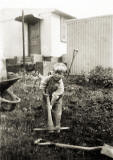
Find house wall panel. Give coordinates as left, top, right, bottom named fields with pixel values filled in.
left=51, top=14, right=67, bottom=57
left=0, top=9, right=29, bottom=58
left=2, top=20, right=28, bottom=58
left=67, top=16, right=113, bottom=74
left=40, top=13, right=52, bottom=57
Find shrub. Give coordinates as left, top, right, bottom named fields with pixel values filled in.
left=88, top=66, right=113, bottom=88
left=1, top=71, right=113, bottom=160
left=64, top=74, right=88, bottom=85
left=63, top=84, right=113, bottom=147
left=74, top=74, right=88, bottom=85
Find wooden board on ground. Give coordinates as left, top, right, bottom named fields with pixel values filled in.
left=34, top=127, right=69, bottom=131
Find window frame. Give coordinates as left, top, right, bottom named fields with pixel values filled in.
left=60, top=16, right=67, bottom=43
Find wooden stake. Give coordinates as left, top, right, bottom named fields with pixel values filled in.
left=22, top=10, right=25, bottom=68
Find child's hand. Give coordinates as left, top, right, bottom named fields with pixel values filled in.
left=49, top=105, right=52, bottom=110
left=51, top=95, right=59, bottom=106
left=43, top=92, right=49, bottom=97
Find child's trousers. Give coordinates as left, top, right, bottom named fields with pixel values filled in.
left=51, top=98, right=62, bottom=128
left=43, top=95, right=62, bottom=128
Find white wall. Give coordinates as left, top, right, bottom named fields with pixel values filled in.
left=0, top=21, right=7, bottom=80
left=112, top=18, right=113, bottom=68
left=40, top=13, right=52, bottom=57
left=67, top=16, right=113, bottom=74
left=0, top=9, right=67, bottom=59
left=51, top=14, right=67, bottom=57
left=0, top=9, right=53, bottom=58
left=0, top=20, right=4, bottom=58
left=0, top=9, right=28, bottom=58
left=2, top=21, right=28, bottom=58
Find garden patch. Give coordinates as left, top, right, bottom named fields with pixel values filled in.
left=0, top=71, right=113, bottom=160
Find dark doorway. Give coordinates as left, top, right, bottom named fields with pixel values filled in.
left=28, top=21, right=41, bottom=56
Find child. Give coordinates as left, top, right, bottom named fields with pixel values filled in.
left=40, top=63, right=67, bottom=133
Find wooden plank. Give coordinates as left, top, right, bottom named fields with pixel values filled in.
left=34, top=127, right=69, bottom=131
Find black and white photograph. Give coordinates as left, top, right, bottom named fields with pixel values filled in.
left=0, top=0, right=113, bottom=159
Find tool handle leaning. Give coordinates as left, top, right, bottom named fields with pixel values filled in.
left=46, top=96, right=54, bottom=130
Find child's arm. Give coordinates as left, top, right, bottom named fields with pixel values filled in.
left=51, top=79, right=64, bottom=106
left=40, top=75, right=52, bottom=94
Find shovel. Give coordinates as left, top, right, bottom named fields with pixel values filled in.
left=101, top=144, right=113, bottom=158
left=35, top=138, right=113, bottom=158
left=46, top=95, right=54, bottom=131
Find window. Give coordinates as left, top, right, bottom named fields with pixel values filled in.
left=60, top=17, right=67, bottom=42
left=42, top=56, right=51, bottom=61
left=58, top=56, right=63, bottom=62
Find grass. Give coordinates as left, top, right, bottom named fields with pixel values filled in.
left=0, top=73, right=113, bottom=160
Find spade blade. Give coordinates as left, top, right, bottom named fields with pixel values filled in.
left=101, top=144, right=113, bottom=158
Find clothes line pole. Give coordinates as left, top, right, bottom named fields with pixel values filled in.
left=22, top=10, right=25, bottom=68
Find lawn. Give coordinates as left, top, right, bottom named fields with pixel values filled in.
left=0, top=72, right=113, bottom=160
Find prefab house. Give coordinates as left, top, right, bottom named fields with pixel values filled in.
left=0, top=9, right=75, bottom=75
left=66, top=15, right=113, bottom=75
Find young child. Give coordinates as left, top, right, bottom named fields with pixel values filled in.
left=40, top=63, right=67, bottom=133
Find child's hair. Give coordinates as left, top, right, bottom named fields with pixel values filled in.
left=53, top=63, right=67, bottom=73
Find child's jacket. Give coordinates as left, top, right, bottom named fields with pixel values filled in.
left=40, top=75, right=64, bottom=105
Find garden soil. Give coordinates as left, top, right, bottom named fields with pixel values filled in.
left=0, top=73, right=113, bottom=160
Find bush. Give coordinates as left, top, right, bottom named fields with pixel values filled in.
left=88, top=66, right=113, bottom=88
left=63, top=85, right=113, bottom=147
left=1, top=71, right=113, bottom=160
left=74, top=74, right=88, bottom=85
left=64, top=74, right=88, bottom=86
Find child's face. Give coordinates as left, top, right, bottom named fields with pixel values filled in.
left=53, top=71, right=64, bottom=81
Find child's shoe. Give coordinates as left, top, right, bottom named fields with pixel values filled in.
left=55, top=126, right=60, bottom=133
